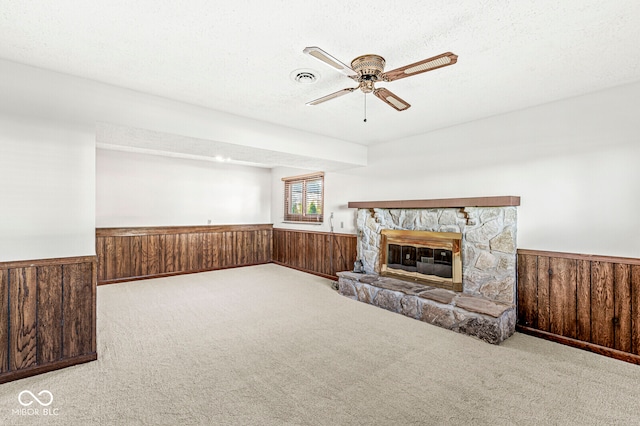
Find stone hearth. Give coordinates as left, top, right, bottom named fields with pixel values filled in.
left=341, top=196, right=520, bottom=343
left=337, top=272, right=515, bottom=344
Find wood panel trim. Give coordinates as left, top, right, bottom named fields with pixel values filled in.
left=272, top=229, right=357, bottom=278
left=347, top=196, right=520, bottom=209
left=0, top=256, right=97, bottom=383
left=517, top=325, right=640, bottom=366
left=97, top=224, right=273, bottom=237
left=9, top=267, right=38, bottom=371
left=0, top=270, right=8, bottom=374
left=0, top=255, right=97, bottom=269
left=517, top=250, right=640, bottom=365
left=36, top=265, right=63, bottom=365
left=96, top=226, right=272, bottom=284
left=518, top=249, right=640, bottom=266
left=0, top=353, right=97, bottom=384
left=91, top=259, right=97, bottom=353
left=273, top=228, right=355, bottom=237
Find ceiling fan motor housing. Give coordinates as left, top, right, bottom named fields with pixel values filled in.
left=351, top=55, right=386, bottom=82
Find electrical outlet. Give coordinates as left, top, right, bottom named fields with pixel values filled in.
left=341, top=221, right=344, bottom=228
left=207, top=219, right=212, bottom=225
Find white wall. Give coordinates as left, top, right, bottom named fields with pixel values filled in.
left=0, top=58, right=360, bottom=262
left=273, top=81, right=640, bottom=258
left=97, top=149, right=271, bottom=227
left=360, top=82, right=640, bottom=258
left=0, top=59, right=366, bottom=168
left=271, top=166, right=365, bottom=235
left=0, top=113, right=95, bottom=262
left=2, top=57, right=638, bottom=260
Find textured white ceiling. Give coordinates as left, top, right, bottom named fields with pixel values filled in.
left=2, top=1, right=640, bottom=148
left=95, top=123, right=363, bottom=171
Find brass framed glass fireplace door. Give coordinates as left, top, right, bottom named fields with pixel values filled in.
left=380, top=229, right=462, bottom=291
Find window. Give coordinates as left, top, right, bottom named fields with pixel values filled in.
left=282, top=172, right=324, bottom=223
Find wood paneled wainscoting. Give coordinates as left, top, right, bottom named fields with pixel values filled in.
left=517, top=249, right=640, bottom=365
left=0, top=256, right=97, bottom=383
left=96, top=225, right=272, bottom=284
left=272, top=228, right=357, bottom=280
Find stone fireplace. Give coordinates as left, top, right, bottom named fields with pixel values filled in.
left=337, top=196, right=520, bottom=344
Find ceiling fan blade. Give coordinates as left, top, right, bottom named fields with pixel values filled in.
left=306, top=88, right=357, bottom=106
left=373, top=88, right=411, bottom=111
left=303, top=47, right=358, bottom=78
left=382, top=52, right=458, bottom=82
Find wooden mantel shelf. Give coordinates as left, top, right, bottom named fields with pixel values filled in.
left=347, top=196, right=520, bottom=209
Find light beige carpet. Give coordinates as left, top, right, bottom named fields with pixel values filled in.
left=2, top=264, right=640, bottom=425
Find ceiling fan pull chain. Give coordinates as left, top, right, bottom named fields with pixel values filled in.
left=364, top=93, right=367, bottom=123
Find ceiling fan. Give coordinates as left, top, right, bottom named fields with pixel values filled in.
left=303, top=46, right=458, bottom=111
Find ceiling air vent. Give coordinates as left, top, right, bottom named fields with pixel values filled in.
left=290, top=69, right=319, bottom=84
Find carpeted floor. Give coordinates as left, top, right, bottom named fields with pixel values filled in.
left=2, top=264, right=640, bottom=425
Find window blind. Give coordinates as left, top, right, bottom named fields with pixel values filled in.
left=282, top=172, right=324, bottom=223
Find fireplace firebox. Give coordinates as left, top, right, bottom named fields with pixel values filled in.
left=380, top=229, right=462, bottom=291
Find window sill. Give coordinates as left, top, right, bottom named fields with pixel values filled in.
left=281, top=221, right=323, bottom=225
